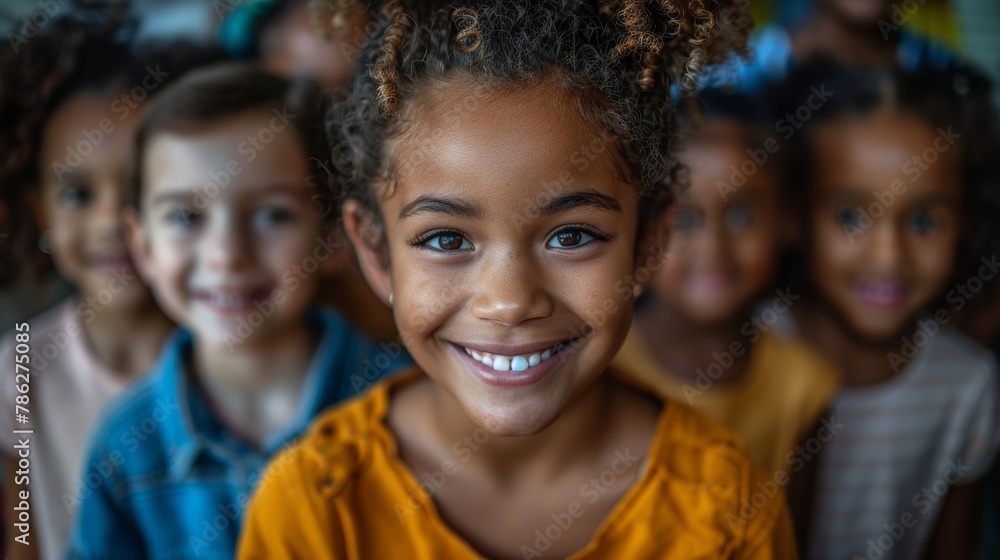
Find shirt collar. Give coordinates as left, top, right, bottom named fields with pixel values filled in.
left=154, top=308, right=354, bottom=478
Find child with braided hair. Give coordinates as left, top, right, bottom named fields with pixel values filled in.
left=239, top=1, right=797, bottom=558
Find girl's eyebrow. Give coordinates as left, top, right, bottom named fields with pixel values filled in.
left=539, top=190, right=622, bottom=215
left=399, top=196, right=483, bottom=220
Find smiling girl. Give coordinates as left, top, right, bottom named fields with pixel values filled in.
left=772, top=58, right=1000, bottom=559
left=238, top=1, right=797, bottom=559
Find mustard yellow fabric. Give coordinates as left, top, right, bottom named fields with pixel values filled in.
left=613, top=326, right=839, bottom=476
left=238, top=368, right=798, bottom=559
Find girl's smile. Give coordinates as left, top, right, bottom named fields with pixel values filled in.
left=452, top=337, right=577, bottom=387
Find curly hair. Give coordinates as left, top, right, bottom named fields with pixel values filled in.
left=0, top=1, right=220, bottom=286
left=772, top=56, right=1000, bottom=296
left=322, top=0, right=750, bottom=239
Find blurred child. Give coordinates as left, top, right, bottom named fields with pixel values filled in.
left=0, top=11, right=187, bottom=559
left=219, top=0, right=397, bottom=342
left=612, top=91, right=838, bottom=515
left=238, top=1, right=797, bottom=558
left=710, top=0, right=959, bottom=94
left=776, top=59, right=1000, bottom=559
left=66, top=63, right=410, bottom=559
left=219, top=0, right=372, bottom=91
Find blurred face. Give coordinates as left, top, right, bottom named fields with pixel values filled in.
left=809, top=111, right=962, bottom=343
left=37, top=93, right=150, bottom=306
left=347, top=82, right=644, bottom=436
left=657, top=123, right=782, bottom=326
left=261, top=3, right=370, bottom=90
left=818, top=0, right=893, bottom=27
left=128, top=110, right=328, bottom=349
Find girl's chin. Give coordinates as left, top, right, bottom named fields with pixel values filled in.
left=463, top=402, right=561, bottom=438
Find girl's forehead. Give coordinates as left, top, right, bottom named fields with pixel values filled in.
left=388, top=81, right=627, bottom=192
left=40, top=93, right=139, bottom=185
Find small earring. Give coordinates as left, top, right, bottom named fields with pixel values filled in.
left=38, top=230, right=53, bottom=254
left=633, top=285, right=643, bottom=299
left=388, top=293, right=393, bottom=307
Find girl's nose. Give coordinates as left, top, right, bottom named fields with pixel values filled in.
left=470, top=249, right=553, bottom=327
left=867, top=222, right=904, bottom=269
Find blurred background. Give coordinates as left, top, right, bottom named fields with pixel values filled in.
left=0, top=0, right=996, bottom=93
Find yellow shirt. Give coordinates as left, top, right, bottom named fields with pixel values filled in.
left=238, top=369, right=798, bottom=560
left=613, top=326, right=839, bottom=476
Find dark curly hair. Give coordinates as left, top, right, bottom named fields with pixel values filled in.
left=0, top=0, right=220, bottom=286
left=322, top=0, right=751, bottom=242
left=772, top=56, right=1000, bottom=297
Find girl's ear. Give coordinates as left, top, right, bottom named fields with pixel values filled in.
left=342, top=199, right=392, bottom=307
left=122, top=208, right=154, bottom=285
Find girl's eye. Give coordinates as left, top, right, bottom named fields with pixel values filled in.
left=166, top=206, right=199, bottom=229
left=835, top=206, right=863, bottom=228
left=672, top=208, right=698, bottom=232
left=546, top=227, right=601, bottom=249
left=421, top=231, right=473, bottom=251
left=908, top=211, right=937, bottom=235
left=254, top=207, right=294, bottom=228
left=724, top=205, right=754, bottom=231
left=59, top=185, right=92, bottom=208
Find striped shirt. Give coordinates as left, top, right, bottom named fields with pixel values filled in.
left=773, top=313, right=999, bottom=559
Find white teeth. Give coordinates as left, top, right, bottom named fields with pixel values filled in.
left=462, top=343, right=566, bottom=373
left=209, top=293, right=251, bottom=308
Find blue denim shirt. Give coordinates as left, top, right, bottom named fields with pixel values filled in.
left=65, top=308, right=409, bottom=559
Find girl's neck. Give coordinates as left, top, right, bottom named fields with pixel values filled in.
left=792, top=297, right=904, bottom=387
left=635, top=294, right=752, bottom=384
left=78, top=294, right=174, bottom=380
left=794, top=8, right=898, bottom=67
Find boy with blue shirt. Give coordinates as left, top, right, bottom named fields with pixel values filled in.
left=66, top=64, right=409, bottom=559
